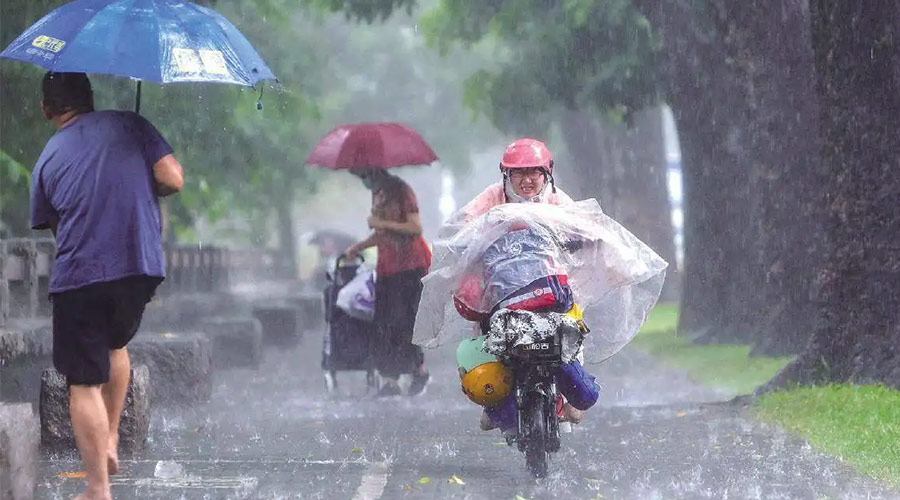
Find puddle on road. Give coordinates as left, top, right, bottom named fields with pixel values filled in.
left=39, top=458, right=369, bottom=500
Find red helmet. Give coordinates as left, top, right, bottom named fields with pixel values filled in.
left=500, top=138, right=553, bottom=174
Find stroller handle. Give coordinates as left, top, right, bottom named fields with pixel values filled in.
left=336, top=252, right=365, bottom=268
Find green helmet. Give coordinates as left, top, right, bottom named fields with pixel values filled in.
left=456, top=336, right=498, bottom=372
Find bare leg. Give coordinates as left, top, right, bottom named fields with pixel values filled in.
left=102, top=348, right=130, bottom=475
left=69, top=385, right=112, bottom=500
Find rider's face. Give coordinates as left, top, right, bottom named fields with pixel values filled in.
left=507, top=167, right=546, bottom=199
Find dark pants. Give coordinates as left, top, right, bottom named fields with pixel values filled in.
left=374, top=268, right=426, bottom=379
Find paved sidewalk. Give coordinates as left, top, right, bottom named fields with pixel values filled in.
left=37, top=329, right=900, bottom=500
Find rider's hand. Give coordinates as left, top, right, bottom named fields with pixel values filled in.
left=561, top=239, right=585, bottom=253
left=345, top=245, right=359, bottom=260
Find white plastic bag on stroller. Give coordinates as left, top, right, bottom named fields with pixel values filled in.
left=336, top=267, right=376, bottom=322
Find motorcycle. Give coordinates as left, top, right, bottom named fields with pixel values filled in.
left=484, top=303, right=588, bottom=479
left=414, top=201, right=667, bottom=478
left=503, top=328, right=564, bottom=478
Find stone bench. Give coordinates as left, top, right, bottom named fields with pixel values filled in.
left=141, top=292, right=239, bottom=330
left=0, top=320, right=53, bottom=404
left=129, top=332, right=212, bottom=405
left=286, top=291, right=325, bottom=335
left=252, top=304, right=302, bottom=347
left=40, top=365, right=150, bottom=453
left=197, top=316, right=263, bottom=369
left=0, top=402, right=39, bottom=500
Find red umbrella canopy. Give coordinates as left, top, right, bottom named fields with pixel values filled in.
left=305, top=122, right=439, bottom=169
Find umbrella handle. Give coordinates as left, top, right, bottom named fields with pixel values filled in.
left=134, top=80, right=142, bottom=114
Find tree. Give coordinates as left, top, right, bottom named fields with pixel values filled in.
left=764, top=1, right=900, bottom=388
left=636, top=0, right=825, bottom=355
left=624, top=0, right=760, bottom=344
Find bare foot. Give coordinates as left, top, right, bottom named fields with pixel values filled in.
left=72, top=492, right=111, bottom=500
left=107, top=438, right=119, bottom=475
left=107, top=451, right=119, bottom=476
left=480, top=410, right=498, bottom=431
left=560, top=403, right=585, bottom=424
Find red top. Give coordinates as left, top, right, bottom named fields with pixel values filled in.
left=372, top=175, right=432, bottom=276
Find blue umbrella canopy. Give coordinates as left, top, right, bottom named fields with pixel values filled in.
left=0, top=0, right=275, bottom=87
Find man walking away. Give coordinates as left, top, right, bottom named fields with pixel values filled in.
left=30, top=72, right=184, bottom=500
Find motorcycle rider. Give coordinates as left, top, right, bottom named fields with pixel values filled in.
left=450, top=138, right=600, bottom=432
left=453, top=138, right=574, bottom=222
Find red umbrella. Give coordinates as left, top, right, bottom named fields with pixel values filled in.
left=305, top=122, right=438, bottom=169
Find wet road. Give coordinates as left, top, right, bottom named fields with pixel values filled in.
left=38, top=327, right=899, bottom=500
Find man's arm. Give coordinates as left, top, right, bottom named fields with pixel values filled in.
left=30, top=164, right=59, bottom=233
left=152, top=154, right=184, bottom=197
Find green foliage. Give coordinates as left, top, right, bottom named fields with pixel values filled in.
left=302, top=0, right=416, bottom=23
left=633, top=305, right=793, bottom=396
left=420, top=0, right=663, bottom=134
left=0, top=0, right=326, bottom=241
left=756, top=385, right=900, bottom=486
left=0, top=149, right=31, bottom=237
left=1, top=150, right=30, bottom=187
left=0, top=0, right=62, bottom=237
left=294, top=0, right=506, bottom=170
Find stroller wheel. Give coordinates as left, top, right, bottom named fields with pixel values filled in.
left=366, top=370, right=379, bottom=391
left=324, top=371, right=338, bottom=394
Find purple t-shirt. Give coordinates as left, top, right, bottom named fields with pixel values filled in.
left=30, top=111, right=173, bottom=293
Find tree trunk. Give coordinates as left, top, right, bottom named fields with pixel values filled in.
left=763, top=1, right=900, bottom=389
left=645, top=0, right=759, bottom=343
left=600, top=108, right=679, bottom=302
left=719, top=0, right=825, bottom=357
left=560, top=108, right=679, bottom=302
left=559, top=108, right=612, bottom=204
left=275, top=198, right=298, bottom=279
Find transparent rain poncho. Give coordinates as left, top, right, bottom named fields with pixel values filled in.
left=413, top=199, right=668, bottom=364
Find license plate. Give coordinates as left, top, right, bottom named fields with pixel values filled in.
left=514, top=341, right=560, bottom=360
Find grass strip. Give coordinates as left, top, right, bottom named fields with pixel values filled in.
left=635, top=306, right=900, bottom=486
left=756, top=385, right=900, bottom=486
left=632, top=304, right=791, bottom=396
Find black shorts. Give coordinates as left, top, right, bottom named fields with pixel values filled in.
left=51, top=275, right=162, bottom=386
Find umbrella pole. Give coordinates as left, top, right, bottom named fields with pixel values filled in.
left=134, top=80, right=142, bottom=114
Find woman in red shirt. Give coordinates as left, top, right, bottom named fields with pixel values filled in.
left=346, top=168, right=432, bottom=396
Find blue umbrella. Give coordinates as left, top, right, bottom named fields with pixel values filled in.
left=0, top=0, right=276, bottom=111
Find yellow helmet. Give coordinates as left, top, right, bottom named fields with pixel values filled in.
left=460, top=361, right=513, bottom=407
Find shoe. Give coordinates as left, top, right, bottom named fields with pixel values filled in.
left=378, top=381, right=402, bottom=397
left=502, top=428, right=517, bottom=446
left=480, top=410, right=498, bottom=431
left=408, top=371, right=431, bottom=396
left=560, top=403, right=585, bottom=424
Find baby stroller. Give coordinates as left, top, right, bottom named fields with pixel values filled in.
left=322, top=254, right=378, bottom=394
